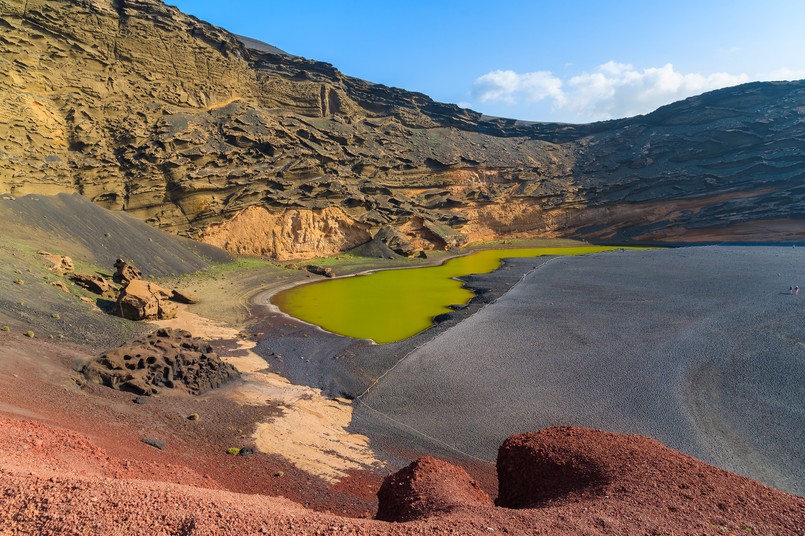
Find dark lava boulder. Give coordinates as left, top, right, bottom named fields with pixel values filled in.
left=305, top=264, right=335, bottom=278
left=82, top=327, right=239, bottom=396
left=376, top=455, right=492, bottom=522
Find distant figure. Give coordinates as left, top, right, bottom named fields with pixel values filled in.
left=790, top=286, right=794, bottom=294
left=796, top=286, right=800, bottom=295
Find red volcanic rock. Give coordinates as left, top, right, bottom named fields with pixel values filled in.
left=376, top=455, right=492, bottom=521
left=374, top=427, right=804, bottom=533
left=495, top=426, right=805, bottom=532
left=70, top=272, right=114, bottom=296
left=496, top=427, right=608, bottom=508
left=37, top=250, right=74, bottom=274
left=117, top=279, right=177, bottom=320
left=112, top=257, right=143, bottom=287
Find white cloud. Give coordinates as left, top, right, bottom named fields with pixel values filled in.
left=471, top=61, right=753, bottom=121
left=761, top=67, right=805, bottom=81
left=472, top=69, right=563, bottom=105
left=564, top=62, right=749, bottom=120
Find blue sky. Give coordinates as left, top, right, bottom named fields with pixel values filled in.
left=170, top=0, right=805, bottom=123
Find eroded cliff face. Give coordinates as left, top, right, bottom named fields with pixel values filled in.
left=198, top=206, right=371, bottom=261
left=1, top=0, right=803, bottom=259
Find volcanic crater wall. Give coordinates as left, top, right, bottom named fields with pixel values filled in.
left=1, top=0, right=803, bottom=258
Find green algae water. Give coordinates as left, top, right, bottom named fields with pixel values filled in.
left=272, top=246, right=626, bottom=344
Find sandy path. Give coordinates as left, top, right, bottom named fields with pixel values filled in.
left=356, top=246, right=805, bottom=496
left=154, top=308, right=385, bottom=482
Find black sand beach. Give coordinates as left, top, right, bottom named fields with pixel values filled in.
left=251, top=254, right=556, bottom=399
left=348, top=246, right=805, bottom=496
left=253, top=245, right=805, bottom=496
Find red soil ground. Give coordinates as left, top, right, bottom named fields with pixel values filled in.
left=1, top=332, right=803, bottom=534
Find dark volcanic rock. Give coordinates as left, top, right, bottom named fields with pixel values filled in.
left=141, top=437, right=166, bottom=450
left=82, top=327, right=239, bottom=396
left=374, top=226, right=419, bottom=257
left=304, top=265, right=335, bottom=278
left=376, top=456, right=493, bottom=522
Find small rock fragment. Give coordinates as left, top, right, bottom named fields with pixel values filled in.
left=51, top=281, right=69, bottom=292
left=141, top=437, right=166, bottom=450
left=171, top=288, right=199, bottom=304
left=305, top=265, right=335, bottom=278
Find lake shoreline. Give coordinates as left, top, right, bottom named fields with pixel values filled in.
left=248, top=255, right=552, bottom=399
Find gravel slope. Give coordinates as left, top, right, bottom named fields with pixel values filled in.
left=356, top=246, right=805, bottom=496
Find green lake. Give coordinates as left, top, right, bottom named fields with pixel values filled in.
left=271, top=246, right=627, bottom=344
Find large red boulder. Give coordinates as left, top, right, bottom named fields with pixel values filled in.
left=496, top=427, right=608, bottom=508
left=376, top=455, right=492, bottom=522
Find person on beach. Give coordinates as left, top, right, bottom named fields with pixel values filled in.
left=796, top=286, right=800, bottom=295
left=790, top=286, right=794, bottom=294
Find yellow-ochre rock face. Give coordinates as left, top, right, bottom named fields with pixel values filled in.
left=1, top=0, right=804, bottom=259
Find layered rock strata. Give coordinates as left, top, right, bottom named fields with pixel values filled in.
left=1, top=0, right=803, bottom=258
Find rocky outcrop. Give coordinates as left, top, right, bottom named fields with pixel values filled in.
left=112, top=258, right=142, bottom=287
left=0, top=0, right=803, bottom=256
left=82, top=327, right=239, bottom=395
left=70, top=273, right=115, bottom=296
left=116, top=279, right=177, bottom=320
left=198, top=206, right=372, bottom=260
left=37, top=251, right=74, bottom=274
left=376, top=456, right=493, bottom=521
